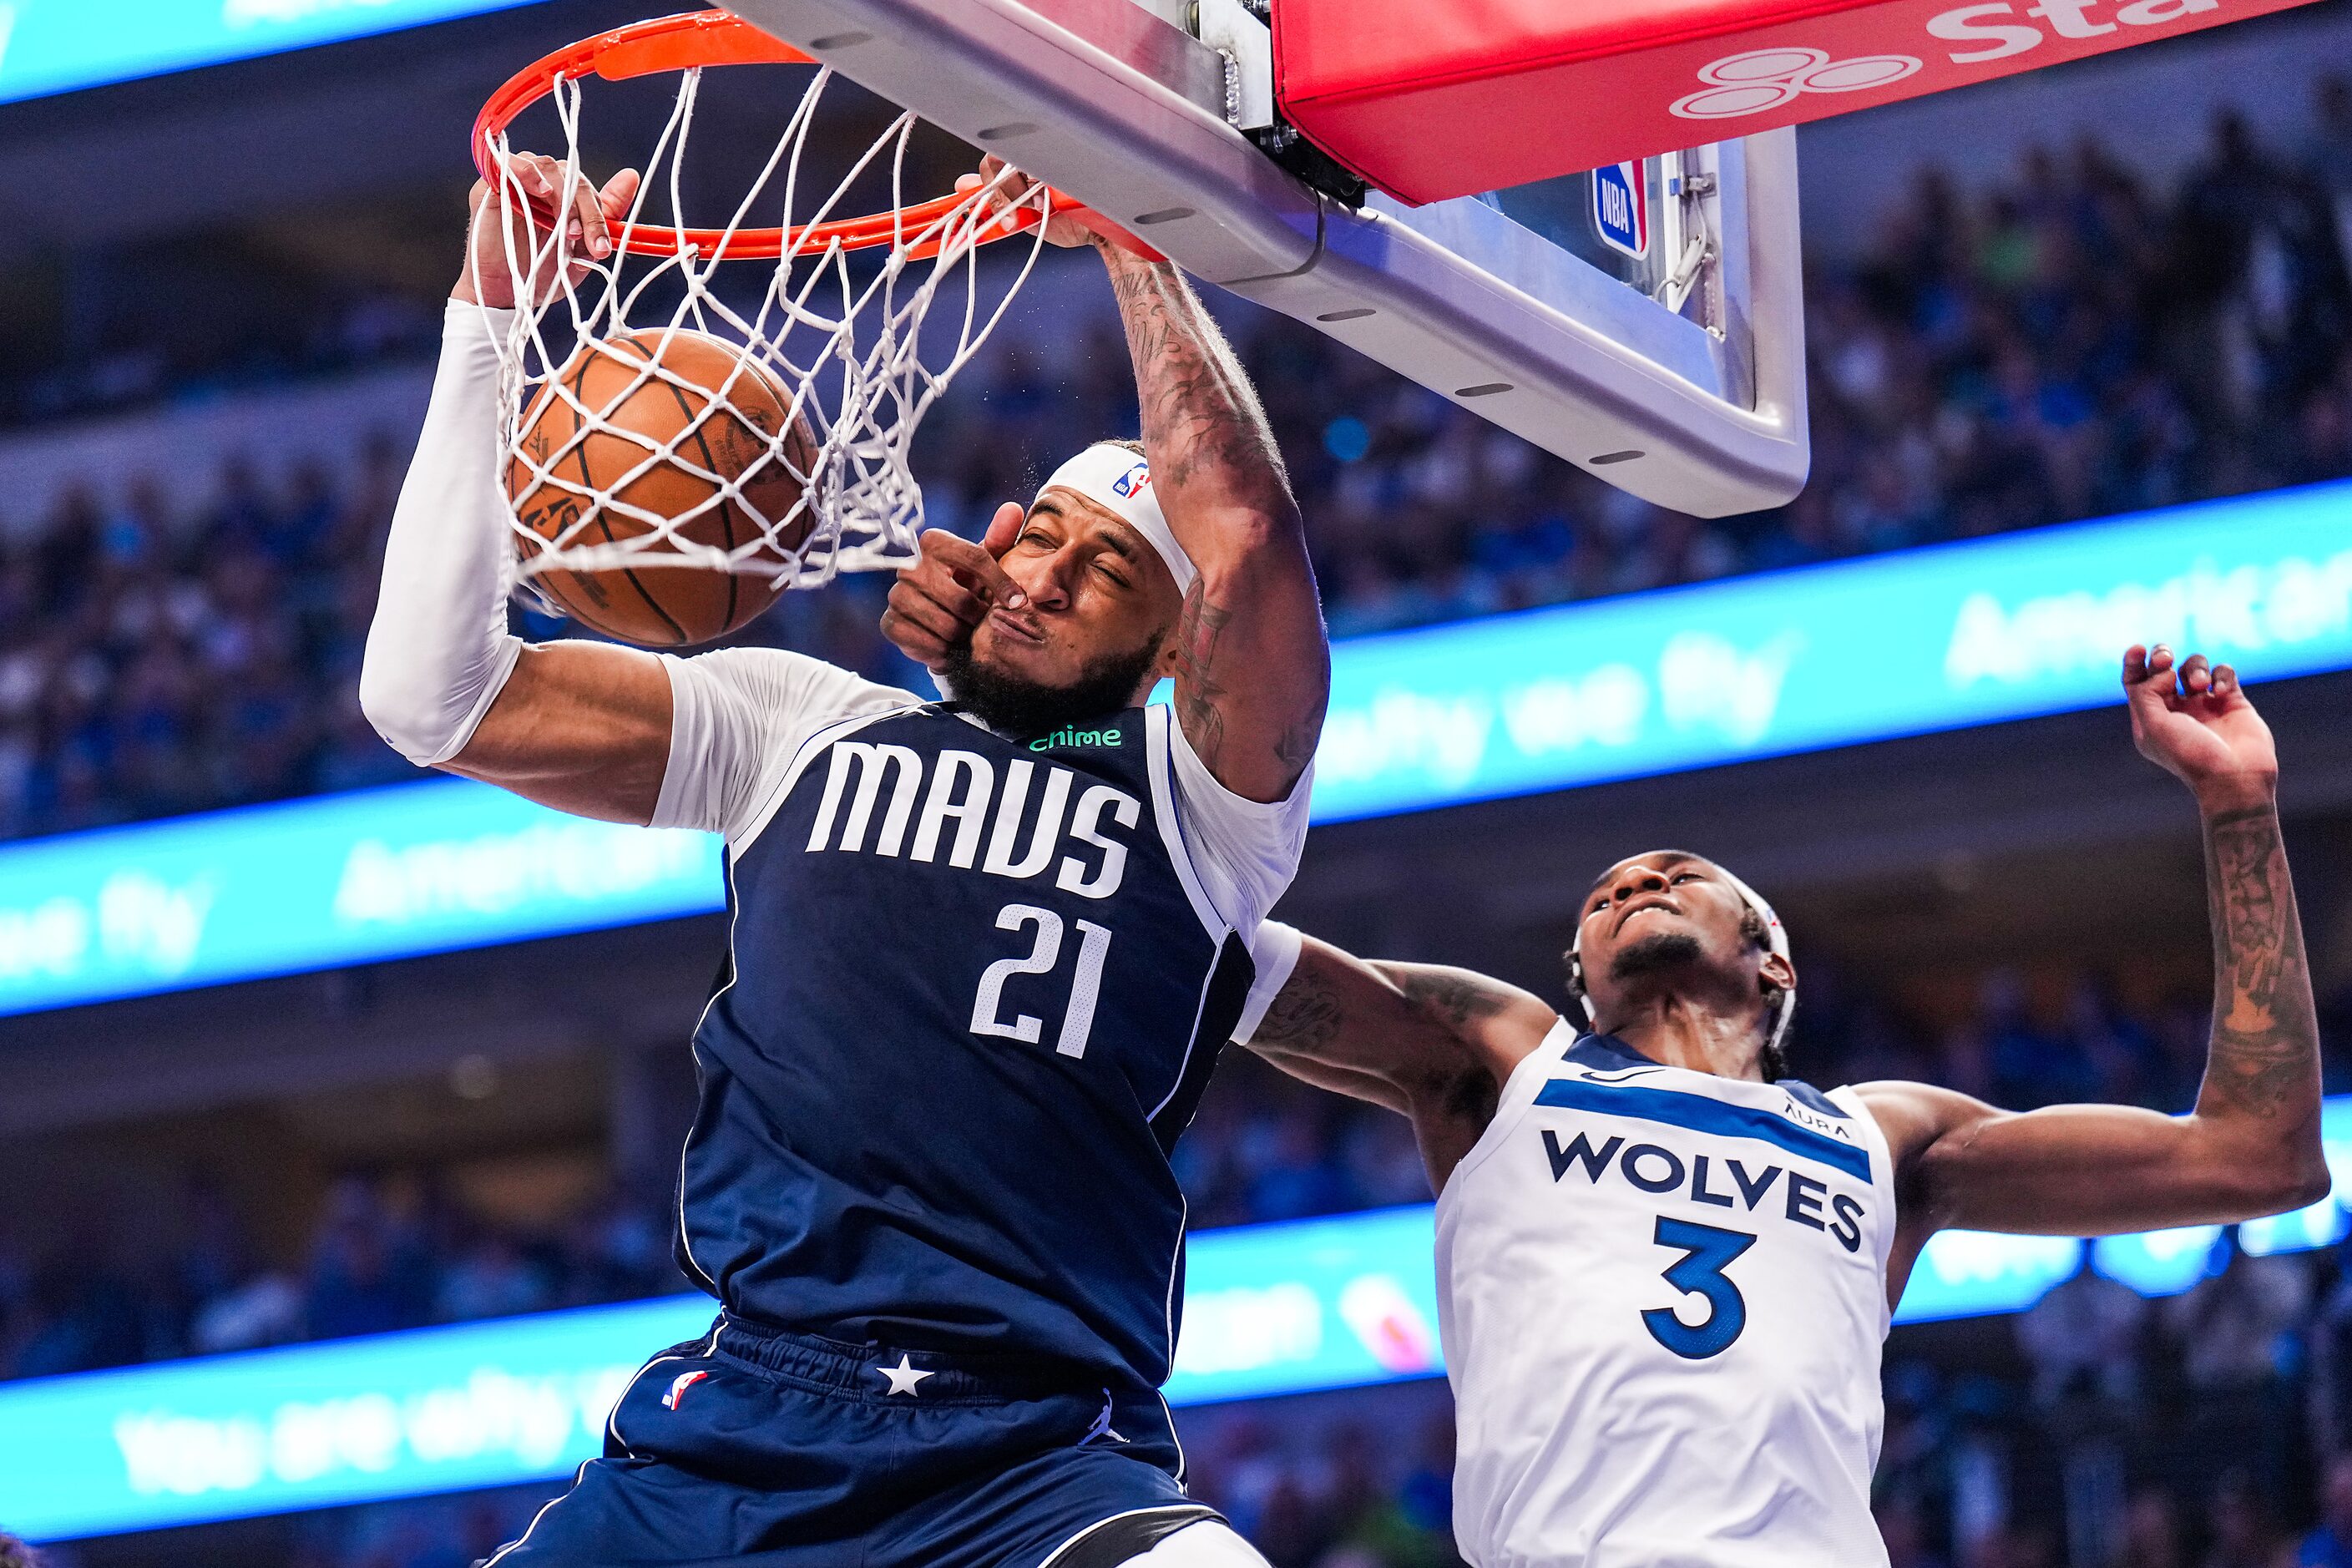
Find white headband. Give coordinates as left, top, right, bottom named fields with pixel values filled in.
left=1033, top=444, right=1196, bottom=596
left=1570, top=863, right=1795, bottom=1062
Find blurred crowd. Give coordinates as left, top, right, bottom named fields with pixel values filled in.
left=0, top=1176, right=682, bottom=1384
left=6, top=88, right=2352, bottom=840
left=1866, top=1227, right=2352, bottom=1568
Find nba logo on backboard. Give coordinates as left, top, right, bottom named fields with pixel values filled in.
left=1591, top=162, right=1648, bottom=260
left=1113, top=461, right=1151, bottom=499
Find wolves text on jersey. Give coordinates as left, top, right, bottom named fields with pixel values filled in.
left=1542, top=1128, right=1869, bottom=1253
left=804, top=741, right=1141, bottom=900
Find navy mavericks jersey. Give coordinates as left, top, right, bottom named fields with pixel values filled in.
left=677, top=700, right=1256, bottom=1389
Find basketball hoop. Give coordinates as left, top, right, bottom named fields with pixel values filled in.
left=472, top=8, right=1155, bottom=600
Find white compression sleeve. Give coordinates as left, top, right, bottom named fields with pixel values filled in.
left=359, top=300, right=525, bottom=767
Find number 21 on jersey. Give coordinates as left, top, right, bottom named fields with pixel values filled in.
left=970, top=903, right=1113, bottom=1059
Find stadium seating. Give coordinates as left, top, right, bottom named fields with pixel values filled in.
left=3, top=100, right=2346, bottom=842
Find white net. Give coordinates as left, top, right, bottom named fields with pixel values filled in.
left=481, top=49, right=1056, bottom=599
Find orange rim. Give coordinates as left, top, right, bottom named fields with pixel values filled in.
left=471, top=8, right=1162, bottom=263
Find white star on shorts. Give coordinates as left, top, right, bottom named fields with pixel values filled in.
left=875, top=1353, right=936, bottom=1397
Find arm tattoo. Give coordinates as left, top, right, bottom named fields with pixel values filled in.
left=1169, top=582, right=1233, bottom=769
left=1101, top=250, right=1289, bottom=498
left=1100, top=245, right=1301, bottom=778
left=2198, top=807, right=2319, bottom=1121
left=1396, top=969, right=1513, bottom=1030
left=1252, top=974, right=1343, bottom=1058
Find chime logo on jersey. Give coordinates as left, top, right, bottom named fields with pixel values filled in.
left=662, top=1370, right=710, bottom=1410
left=804, top=743, right=1143, bottom=900
left=1028, top=724, right=1124, bottom=754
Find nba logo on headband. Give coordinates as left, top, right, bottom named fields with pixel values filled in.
left=1036, top=444, right=1195, bottom=594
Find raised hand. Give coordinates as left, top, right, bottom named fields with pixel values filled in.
left=453, top=152, right=641, bottom=311
left=2122, top=644, right=2279, bottom=814
left=880, top=503, right=1029, bottom=672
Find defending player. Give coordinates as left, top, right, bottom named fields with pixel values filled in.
left=1237, top=647, right=2324, bottom=1567
left=360, top=156, right=1327, bottom=1567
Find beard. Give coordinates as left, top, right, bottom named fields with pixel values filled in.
left=1605, top=929, right=1793, bottom=1080
left=1609, top=930, right=1704, bottom=984
left=940, top=632, right=1164, bottom=738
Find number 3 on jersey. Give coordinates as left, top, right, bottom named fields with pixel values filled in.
left=971, top=903, right=1113, bottom=1059
left=1643, top=1216, right=1757, bottom=1360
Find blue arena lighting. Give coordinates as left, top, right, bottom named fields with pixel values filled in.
left=0, top=0, right=547, bottom=106
left=1310, top=476, right=2352, bottom=822
left=0, top=779, right=723, bottom=1019
left=2088, top=1226, right=2224, bottom=1297
left=8, top=1130, right=2352, bottom=1543
left=0, top=478, right=2347, bottom=1019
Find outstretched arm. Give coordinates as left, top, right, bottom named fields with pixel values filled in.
left=1242, top=931, right=1561, bottom=1188
left=1094, top=240, right=1328, bottom=803
left=362, top=154, right=681, bottom=823
left=1865, top=646, right=2329, bottom=1245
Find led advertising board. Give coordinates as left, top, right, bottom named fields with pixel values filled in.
left=0, top=1206, right=1447, bottom=1542
left=2, top=478, right=2347, bottom=1019
left=0, top=1, right=544, bottom=107
left=0, top=779, right=721, bottom=1018
left=1312, top=477, right=2352, bottom=821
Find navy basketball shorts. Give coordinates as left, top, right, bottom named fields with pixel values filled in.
left=483, top=1315, right=1222, bottom=1568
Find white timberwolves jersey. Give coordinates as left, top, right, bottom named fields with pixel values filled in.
left=1436, top=1025, right=1897, bottom=1568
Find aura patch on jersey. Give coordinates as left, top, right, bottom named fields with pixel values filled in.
left=1533, top=1077, right=1872, bottom=1182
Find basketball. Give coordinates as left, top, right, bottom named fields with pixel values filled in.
left=506, top=328, right=817, bottom=647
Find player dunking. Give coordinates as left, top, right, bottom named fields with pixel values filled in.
left=361, top=159, right=1327, bottom=1567
left=1227, top=648, right=2323, bottom=1567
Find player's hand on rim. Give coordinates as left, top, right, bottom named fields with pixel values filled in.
left=2122, top=643, right=2279, bottom=815
left=882, top=503, right=1029, bottom=671
left=955, top=154, right=1103, bottom=250
left=453, top=151, right=641, bottom=311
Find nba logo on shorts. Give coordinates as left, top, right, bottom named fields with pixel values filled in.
left=1592, top=163, right=1648, bottom=260
left=662, top=1370, right=710, bottom=1409
left=1113, top=462, right=1151, bottom=499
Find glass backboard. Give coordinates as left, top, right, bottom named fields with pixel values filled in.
left=719, top=0, right=1808, bottom=518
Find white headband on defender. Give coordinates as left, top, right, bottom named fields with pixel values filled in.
left=1033, top=444, right=1196, bottom=596
left=1570, top=863, right=1795, bottom=1060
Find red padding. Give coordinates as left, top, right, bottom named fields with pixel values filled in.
left=1274, top=0, right=2323, bottom=205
